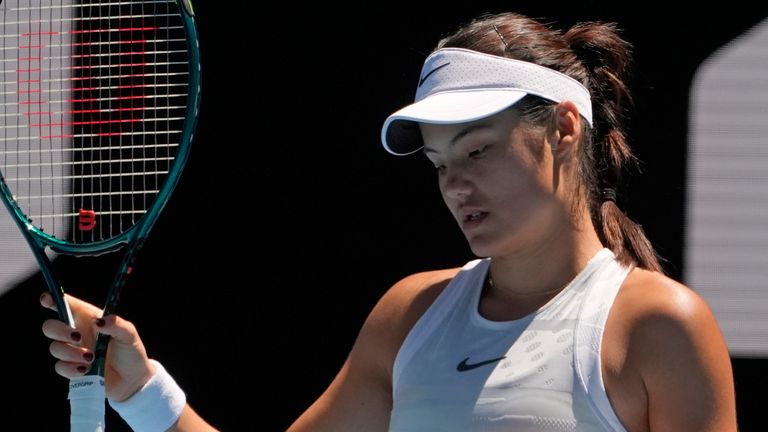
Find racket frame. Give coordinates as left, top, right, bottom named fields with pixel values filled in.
left=0, top=0, right=201, bottom=376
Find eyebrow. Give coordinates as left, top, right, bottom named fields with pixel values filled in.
left=422, top=124, right=491, bottom=154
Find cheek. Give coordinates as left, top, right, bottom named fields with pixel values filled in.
left=508, top=140, right=554, bottom=191
left=436, top=172, right=448, bottom=193
left=437, top=175, right=457, bottom=209
left=493, top=150, right=544, bottom=189
left=488, top=158, right=555, bottom=207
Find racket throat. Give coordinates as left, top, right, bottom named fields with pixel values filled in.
left=89, top=243, right=142, bottom=376
left=88, top=334, right=111, bottom=377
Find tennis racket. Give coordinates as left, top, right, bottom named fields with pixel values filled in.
left=0, top=0, right=200, bottom=430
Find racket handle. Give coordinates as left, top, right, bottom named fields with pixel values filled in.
left=68, top=376, right=106, bottom=432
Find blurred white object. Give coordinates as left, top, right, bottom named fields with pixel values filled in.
left=686, top=17, right=768, bottom=357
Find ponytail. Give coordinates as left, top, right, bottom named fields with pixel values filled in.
left=566, top=23, right=662, bottom=272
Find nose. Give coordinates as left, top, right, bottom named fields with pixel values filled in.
left=441, top=166, right=473, bottom=200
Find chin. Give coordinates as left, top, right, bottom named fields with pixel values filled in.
left=464, top=220, right=544, bottom=259
left=464, top=234, right=498, bottom=258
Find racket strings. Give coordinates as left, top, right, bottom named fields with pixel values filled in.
left=0, top=0, right=189, bottom=244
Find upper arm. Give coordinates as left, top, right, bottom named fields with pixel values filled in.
left=631, top=276, right=737, bottom=432
left=287, top=270, right=456, bottom=432
left=286, top=350, right=391, bottom=432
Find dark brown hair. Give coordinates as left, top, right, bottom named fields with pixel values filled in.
left=437, top=12, right=662, bottom=272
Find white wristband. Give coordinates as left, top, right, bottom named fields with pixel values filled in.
left=108, top=360, right=186, bottom=432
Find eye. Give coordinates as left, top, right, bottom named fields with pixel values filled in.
left=468, top=145, right=490, bottom=159
left=426, top=156, right=446, bottom=174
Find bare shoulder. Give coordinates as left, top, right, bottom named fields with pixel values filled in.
left=371, top=268, right=461, bottom=327
left=616, top=268, right=721, bottom=337
left=614, top=268, right=727, bottom=364
left=361, top=267, right=462, bottom=369
left=611, top=268, right=737, bottom=431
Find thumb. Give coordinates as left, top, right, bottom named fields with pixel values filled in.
left=95, top=315, right=141, bottom=345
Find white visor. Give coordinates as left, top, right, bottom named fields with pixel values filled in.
left=381, top=48, right=593, bottom=155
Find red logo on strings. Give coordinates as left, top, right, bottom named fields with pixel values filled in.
left=78, top=209, right=96, bottom=231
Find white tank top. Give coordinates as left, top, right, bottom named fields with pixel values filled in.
left=389, top=248, right=631, bottom=432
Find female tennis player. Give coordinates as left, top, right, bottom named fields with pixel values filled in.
left=288, top=11, right=737, bottom=432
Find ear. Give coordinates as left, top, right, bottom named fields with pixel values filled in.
left=552, top=100, right=582, bottom=158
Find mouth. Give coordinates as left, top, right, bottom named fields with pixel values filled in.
left=461, top=211, right=488, bottom=230
left=465, top=211, right=487, bottom=222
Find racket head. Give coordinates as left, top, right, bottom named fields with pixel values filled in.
left=0, top=0, right=201, bottom=256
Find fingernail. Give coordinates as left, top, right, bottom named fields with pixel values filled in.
left=95, top=319, right=105, bottom=328
left=70, top=331, right=81, bottom=342
left=39, top=292, right=47, bottom=303
left=83, top=352, right=94, bottom=362
left=76, top=365, right=87, bottom=374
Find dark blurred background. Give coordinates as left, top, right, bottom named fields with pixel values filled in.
left=0, top=1, right=766, bottom=430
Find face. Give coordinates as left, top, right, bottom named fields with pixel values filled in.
left=421, top=108, right=567, bottom=258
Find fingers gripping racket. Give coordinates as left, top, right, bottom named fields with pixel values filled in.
left=0, top=1, right=200, bottom=430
